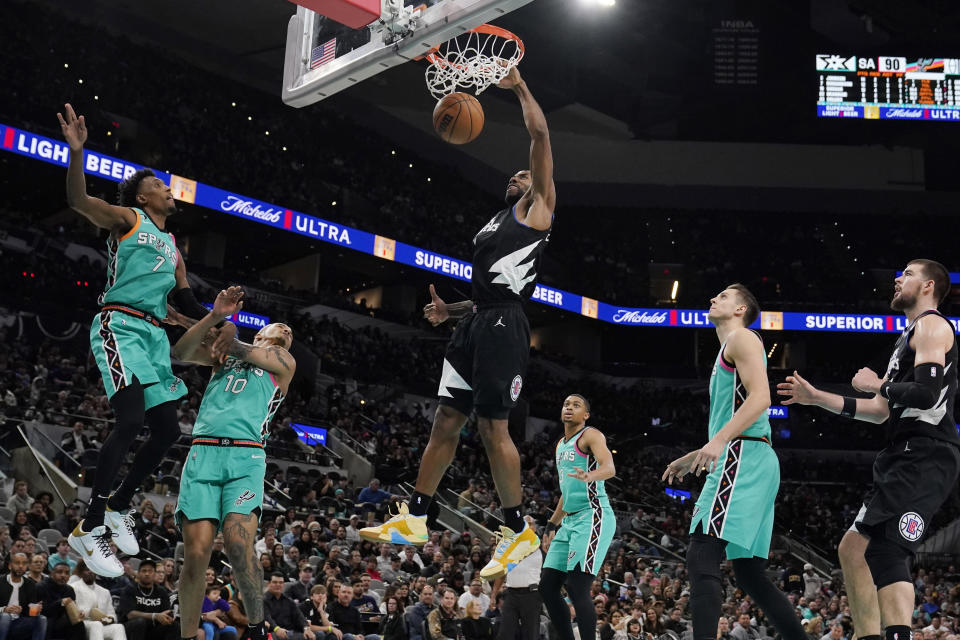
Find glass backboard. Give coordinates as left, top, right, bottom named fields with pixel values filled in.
left=282, top=0, right=533, bottom=107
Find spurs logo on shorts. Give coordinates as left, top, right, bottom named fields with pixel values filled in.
left=510, top=375, right=523, bottom=401
left=235, top=490, right=257, bottom=506
left=899, top=512, right=924, bottom=541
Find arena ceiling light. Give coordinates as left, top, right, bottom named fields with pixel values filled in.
left=580, top=0, right=615, bottom=6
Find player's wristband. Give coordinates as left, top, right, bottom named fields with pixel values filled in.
left=546, top=522, right=559, bottom=534
left=841, top=397, right=857, bottom=418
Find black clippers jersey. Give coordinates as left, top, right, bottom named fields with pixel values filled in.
left=883, top=309, right=960, bottom=444
left=471, top=205, right=551, bottom=304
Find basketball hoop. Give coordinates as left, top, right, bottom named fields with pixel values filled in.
left=424, top=25, right=524, bottom=100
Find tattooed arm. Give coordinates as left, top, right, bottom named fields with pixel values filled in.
left=223, top=341, right=297, bottom=393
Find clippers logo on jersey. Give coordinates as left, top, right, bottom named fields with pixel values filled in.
left=899, top=512, right=924, bottom=541
left=510, top=375, right=523, bottom=401
left=475, top=215, right=501, bottom=238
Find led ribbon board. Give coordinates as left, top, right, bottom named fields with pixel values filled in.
left=5, top=122, right=958, bottom=333
left=202, top=304, right=270, bottom=330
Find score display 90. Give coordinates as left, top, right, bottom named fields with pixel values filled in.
left=816, top=54, right=960, bottom=121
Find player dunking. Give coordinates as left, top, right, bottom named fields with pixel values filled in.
left=58, top=104, right=233, bottom=577
left=360, top=64, right=555, bottom=580
left=778, top=260, right=960, bottom=640
left=170, top=287, right=295, bottom=640
left=663, top=285, right=805, bottom=640
left=540, top=395, right=616, bottom=640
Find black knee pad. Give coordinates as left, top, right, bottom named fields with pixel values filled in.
left=687, top=533, right=724, bottom=583
left=864, top=536, right=912, bottom=589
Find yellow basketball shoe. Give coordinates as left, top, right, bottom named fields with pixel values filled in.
left=479, top=523, right=540, bottom=581
left=359, top=502, right=429, bottom=545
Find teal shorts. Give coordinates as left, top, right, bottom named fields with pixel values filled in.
left=689, top=439, right=780, bottom=559
left=175, top=445, right=266, bottom=531
left=90, top=310, right=186, bottom=410
left=543, top=505, right=616, bottom=575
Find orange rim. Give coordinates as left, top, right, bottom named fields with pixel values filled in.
left=420, top=24, right=524, bottom=64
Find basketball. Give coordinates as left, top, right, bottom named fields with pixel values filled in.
left=433, top=92, right=484, bottom=144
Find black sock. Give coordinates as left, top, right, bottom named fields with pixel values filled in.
left=409, top=491, right=433, bottom=517
left=859, top=635, right=881, bottom=640
left=247, top=621, right=267, bottom=640
left=84, top=494, right=110, bottom=531
left=885, top=627, right=911, bottom=640
left=503, top=505, right=524, bottom=532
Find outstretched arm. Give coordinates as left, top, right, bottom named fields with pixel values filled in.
left=498, top=67, right=555, bottom=230
left=777, top=371, right=889, bottom=424
left=57, top=104, right=137, bottom=232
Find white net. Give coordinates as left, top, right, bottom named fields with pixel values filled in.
left=425, top=26, right=524, bottom=100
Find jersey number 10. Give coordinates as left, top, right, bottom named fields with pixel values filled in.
left=223, top=375, right=247, bottom=394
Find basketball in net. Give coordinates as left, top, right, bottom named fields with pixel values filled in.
left=425, top=25, right=524, bottom=144
left=433, top=92, right=484, bottom=144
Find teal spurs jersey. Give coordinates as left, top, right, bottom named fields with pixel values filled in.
left=709, top=333, right=771, bottom=440
left=193, top=356, right=285, bottom=443
left=98, top=208, right=179, bottom=319
left=556, top=427, right=609, bottom=514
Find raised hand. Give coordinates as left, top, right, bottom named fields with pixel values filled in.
left=776, top=370, right=819, bottom=405
left=56, top=103, right=88, bottom=151
left=213, top=286, right=244, bottom=318
left=423, top=284, right=449, bottom=326
left=496, top=64, right=522, bottom=89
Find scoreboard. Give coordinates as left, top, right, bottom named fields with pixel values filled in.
left=816, top=54, right=960, bottom=121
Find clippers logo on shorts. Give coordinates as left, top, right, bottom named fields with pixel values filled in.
left=899, top=512, right=924, bottom=541
left=510, top=375, right=523, bottom=401
left=235, top=490, right=257, bottom=506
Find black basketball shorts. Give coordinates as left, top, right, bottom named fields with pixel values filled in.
left=436, top=302, right=530, bottom=420
left=849, top=436, right=960, bottom=551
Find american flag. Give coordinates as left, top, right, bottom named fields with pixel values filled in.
left=310, top=38, right=337, bottom=69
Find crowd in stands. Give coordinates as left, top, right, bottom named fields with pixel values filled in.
left=5, top=468, right=960, bottom=640
left=1, top=2, right=958, bottom=316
